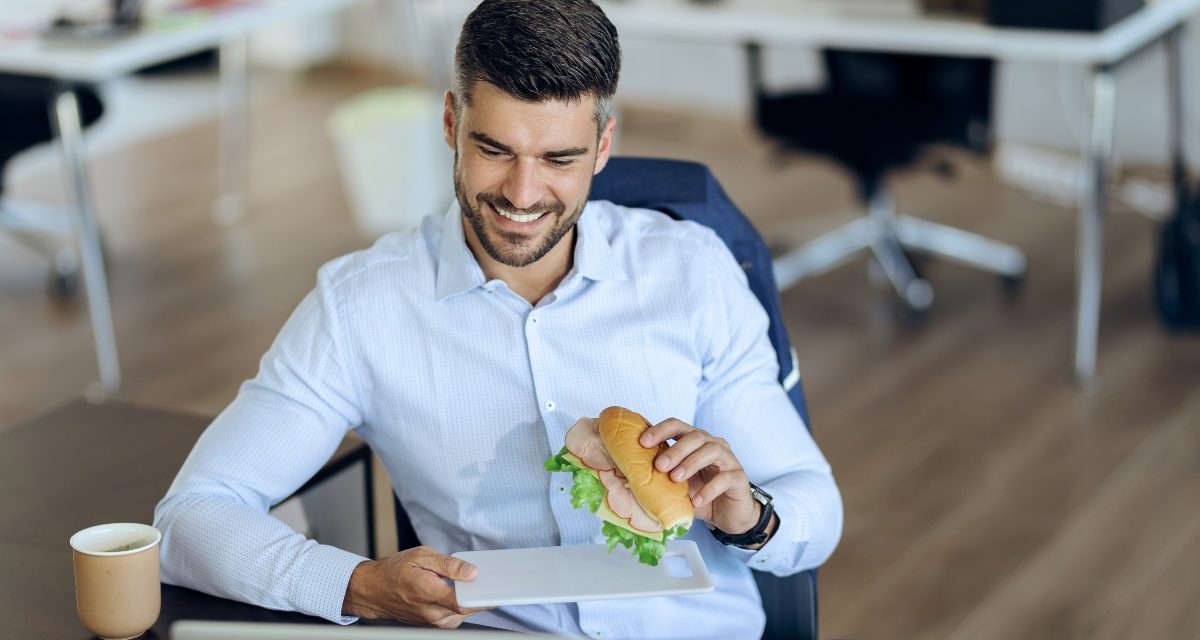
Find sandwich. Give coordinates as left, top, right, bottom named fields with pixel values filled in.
left=544, top=406, right=693, bottom=565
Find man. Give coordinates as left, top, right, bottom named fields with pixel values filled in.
left=155, top=0, right=843, bottom=637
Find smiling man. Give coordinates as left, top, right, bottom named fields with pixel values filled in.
left=154, top=1, right=842, bottom=638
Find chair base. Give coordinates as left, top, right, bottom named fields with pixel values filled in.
left=0, top=199, right=82, bottom=292
left=772, top=189, right=1027, bottom=311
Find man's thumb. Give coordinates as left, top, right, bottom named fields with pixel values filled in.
left=441, top=555, right=478, bottom=580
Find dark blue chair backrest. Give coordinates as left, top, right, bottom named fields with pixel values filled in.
left=589, top=156, right=810, bottom=427
left=589, top=156, right=817, bottom=640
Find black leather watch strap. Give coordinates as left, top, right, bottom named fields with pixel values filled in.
left=707, top=483, right=775, bottom=548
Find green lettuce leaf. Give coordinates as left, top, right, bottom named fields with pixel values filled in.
left=569, top=466, right=604, bottom=512
left=545, top=447, right=604, bottom=513
left=662, top=524, right=690, bottom=542
left=543, top=446, right=574, bottom=472
left=602, top=521, right=666, bottom=566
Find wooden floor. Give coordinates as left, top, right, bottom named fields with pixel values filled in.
left=2, top=67, right=1198, bottom=639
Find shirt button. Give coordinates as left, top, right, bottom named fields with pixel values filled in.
left=545, top=400, right=556, bottom=411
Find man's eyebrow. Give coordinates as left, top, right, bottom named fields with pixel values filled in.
left=469, top=131, right=513, bottom=153
left=543, top=146, right=590, bottom=159
left=469, top=131, right=589, bottom=159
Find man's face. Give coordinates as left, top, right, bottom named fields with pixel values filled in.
left=444, top=82, right=614, bottom=268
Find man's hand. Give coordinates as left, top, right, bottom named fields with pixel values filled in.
left=640, top=418, right=763, bottom=538
left=342, top=546, right=494, bottom=628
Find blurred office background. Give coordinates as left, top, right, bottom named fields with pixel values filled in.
left=1, top=0, right=1198, bottom=638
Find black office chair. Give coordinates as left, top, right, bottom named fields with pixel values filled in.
left=0, top=73, right=105, bottom=295
left=747, top=44, right=1027, bottom=312
left=393, top=157, right=821, bottom=640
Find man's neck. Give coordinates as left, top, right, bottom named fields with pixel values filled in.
left=465, top=222, right=577, bottom=305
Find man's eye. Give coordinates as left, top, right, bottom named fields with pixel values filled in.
left=480, top=147, right=506, bottom=158
left=547, top=158, right=575, bottom=168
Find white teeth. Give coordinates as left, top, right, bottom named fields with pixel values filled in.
left=494, top=205, right=546, bottom=223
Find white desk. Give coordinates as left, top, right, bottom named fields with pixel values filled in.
left=596, top=0, right=1198, bottom=63
left=0, top=0, right=364, bottom=395
left=0, top=0, right=360, bottom=81
left=439, top=0, right=1198, bottom=382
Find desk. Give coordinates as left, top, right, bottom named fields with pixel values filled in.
left=0, top=400, right=376, bottom=640
left=437, top=0, right=1198, bottom=381
left=0, top=0, right=364, bottom=396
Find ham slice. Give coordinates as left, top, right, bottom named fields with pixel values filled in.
left=599, top=469, right=633, bottom=518
left=564, top=417, right=615, bottom=471
left=627, top=499, right=663, bottom=534
left=600, top=470, right=663, bottom=534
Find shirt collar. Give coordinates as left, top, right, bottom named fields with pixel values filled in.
left=572, top=200, right=627, bottom=284
left=435, top=202, right=486, bottom=301
left=434, top=199, right=627, bottom=302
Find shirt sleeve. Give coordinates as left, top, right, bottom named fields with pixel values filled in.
left=154, top=265, right=369, bottom=624
left=692, top=231, right=844, bottom=577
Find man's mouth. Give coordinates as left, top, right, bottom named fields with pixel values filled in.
left=490, top=202, right=549, bottom=224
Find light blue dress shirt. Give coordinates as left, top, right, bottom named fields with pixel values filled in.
left=155, top=200, right=843, bottom=639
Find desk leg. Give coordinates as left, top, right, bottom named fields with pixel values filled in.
left=1166, top=26, right=1187, bottom=194
left=1074, top=65, right=1116, bottom=384
left=51, top=89, right=122, bottom=396
left=213, top=36, right=250, bottom=225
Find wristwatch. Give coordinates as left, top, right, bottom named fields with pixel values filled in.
left=706, top=483, right=775, bottom=548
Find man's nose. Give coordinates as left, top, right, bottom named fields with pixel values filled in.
left=501, top=160, right=544, bottom=211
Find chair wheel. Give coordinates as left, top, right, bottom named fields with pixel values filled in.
left=48, top=271, right=80, bottom=298
left=870, top=251, right=934, bottom=312
left=1000, top=272, right=1026, bottom=297
left=903, top=278, right=935, bottom=311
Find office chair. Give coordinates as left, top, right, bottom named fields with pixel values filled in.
left=392, top=157, right=820, bottom=640
left=746, top=44, right=1027, bottom=312
left=0, top=73, right=105, bottom=295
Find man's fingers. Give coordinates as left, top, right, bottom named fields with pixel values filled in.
left=432, top=614, right=466, bottom=630
left=421, top=605, right=463, bottom=628
left=669, top=442, right=731, bottom=483
left=460, top=605, right=496, bottom=615
left=448, top=588, right=498, bottom=616
left=653, top=430, right=707, bottom=473
left=640, top=418, right=693, bottom=447
left=696, top=469, right=748, bottom=507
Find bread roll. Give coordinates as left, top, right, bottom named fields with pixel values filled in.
left=597, top=406, right=694, bottom=531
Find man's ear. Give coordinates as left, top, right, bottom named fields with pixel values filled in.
left=592, top=116, right=617, bottom=175
left=443, top=91, right=457, bottom=151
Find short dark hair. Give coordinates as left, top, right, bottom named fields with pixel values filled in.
left=452, top=0, right=621, bottom=136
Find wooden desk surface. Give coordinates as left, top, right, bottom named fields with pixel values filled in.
left=0, top=399, right=368, bottom=640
